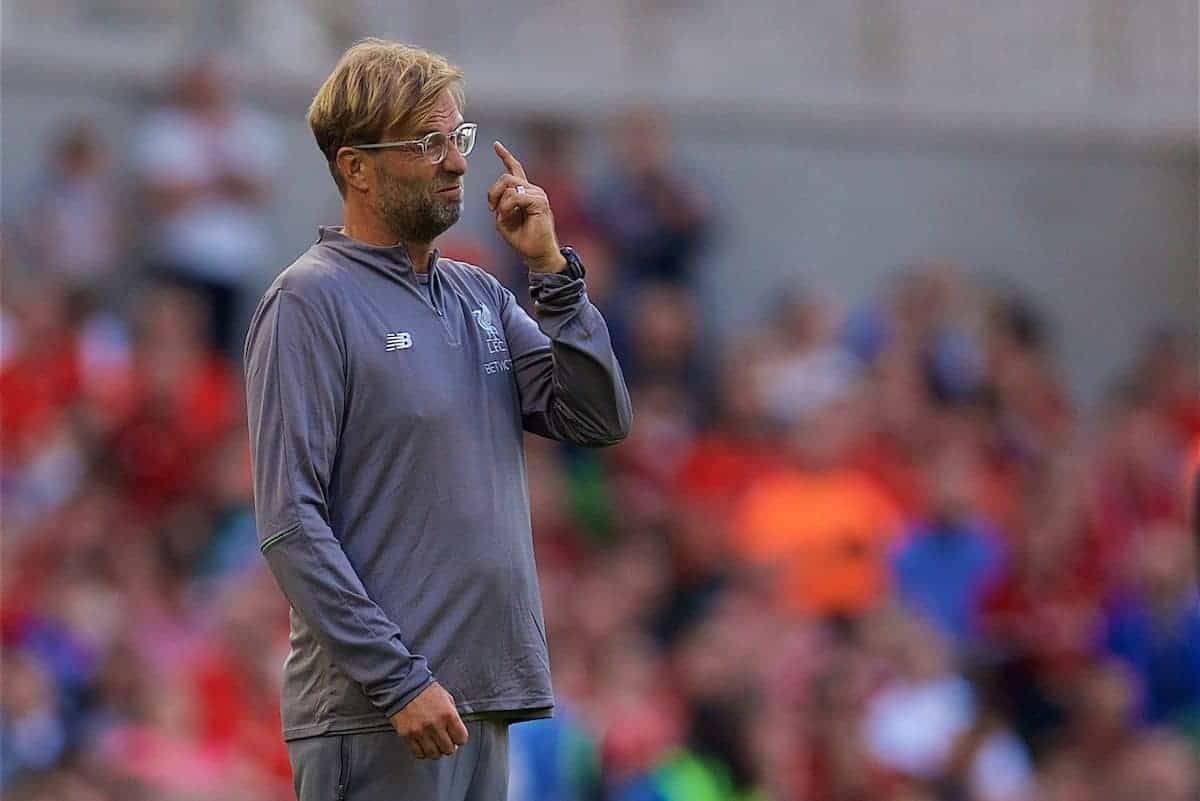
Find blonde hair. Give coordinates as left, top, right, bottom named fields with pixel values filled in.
left=307, top=39, right=465, bottom=194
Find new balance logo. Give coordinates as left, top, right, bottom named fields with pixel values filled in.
left=385, top=332, right=413, bottom=351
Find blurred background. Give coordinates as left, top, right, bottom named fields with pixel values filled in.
left=2, top=3, right=1198, bottom=801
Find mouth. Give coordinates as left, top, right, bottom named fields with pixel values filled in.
left=436, top=185, right=463, bottom=198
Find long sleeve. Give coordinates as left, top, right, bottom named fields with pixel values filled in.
left=244, top=289, right=434, bottom=718
left=500, top=269, right=632, bottom=446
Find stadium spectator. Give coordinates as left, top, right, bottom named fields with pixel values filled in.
left=16, top=123, right=122, bottom=295
left=733, top=392, right=903, bottom=618
left=134, top=55, right=280, bottom=353
left=1102, top=522, right=1200, bottom=725
left=891, top=438, right=1006, bottom=644
left=592, top=110, right=713, bottom=287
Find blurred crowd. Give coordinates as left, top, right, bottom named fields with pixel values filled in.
left=3, top=59, right=1199, bottom=801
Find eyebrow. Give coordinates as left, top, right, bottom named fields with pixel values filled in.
left=417, top=118, right=466, bottom=136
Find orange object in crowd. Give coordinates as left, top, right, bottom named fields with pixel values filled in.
left=733, top=468, right=902, bottom=617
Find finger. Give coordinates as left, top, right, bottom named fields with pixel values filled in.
left=449, top=715, right=469, bottom=747
left=487, top=174, right=525, bottom=212
left=495, top=189, right=532, bottom=227
left=406, top=734, right=429, bottom=760
left=486, top=174, right=521, bottom=210
left=493, top=140, right=527, bottom=181
left=417, top=731, right=443, bottom=760
left=497, top=184, right=544, bottom=218
left=494, top=187, right=521, bottom=223
left=431, top=724, right=458, bottom=756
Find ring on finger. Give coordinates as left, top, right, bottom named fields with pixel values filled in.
left=515, top=184, right=526, bottom=195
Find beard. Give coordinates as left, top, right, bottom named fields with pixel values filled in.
left=374, top=164, right=463, bottom=244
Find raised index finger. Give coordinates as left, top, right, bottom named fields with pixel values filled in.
left=493, top=140, right=527, bottom=181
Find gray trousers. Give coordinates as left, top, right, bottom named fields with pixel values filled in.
left=286, top=721, right=509, bottom=801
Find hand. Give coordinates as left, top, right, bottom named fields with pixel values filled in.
left=389, top=682, right=469, bottom=759
left=486, top=141, right=567, bottom=274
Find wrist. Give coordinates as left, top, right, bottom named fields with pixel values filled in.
left=530, top=246, right=585, bottom=279
left=526, top=250, right=567, bottom=274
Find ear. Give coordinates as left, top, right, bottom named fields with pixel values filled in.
left=335, top=146, right=371, bottom=193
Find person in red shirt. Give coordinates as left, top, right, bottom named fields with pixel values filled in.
left=0, top=285, right=82, bottom=465
left=107, top=284, right=239, bottom=519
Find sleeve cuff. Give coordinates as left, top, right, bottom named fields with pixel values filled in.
left=378, top=667, right=437, bottom=719
left=529, top=270, right=586, bottom=308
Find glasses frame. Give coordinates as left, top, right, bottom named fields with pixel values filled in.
left=351, top=122, right=478, bottom=165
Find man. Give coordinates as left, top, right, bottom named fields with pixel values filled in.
left=137, top=55, right=280, bottom=354
left=243, top=40, right=631, bottom=801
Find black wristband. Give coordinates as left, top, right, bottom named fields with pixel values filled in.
left=557, top=246, right=586, bottom=280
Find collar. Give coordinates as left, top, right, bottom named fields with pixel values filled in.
left=316, top=225, right=440, bottom=276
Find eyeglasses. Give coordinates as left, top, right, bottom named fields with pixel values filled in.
left=352, top=123, right=477, bottom=165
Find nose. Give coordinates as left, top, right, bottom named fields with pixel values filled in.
left=442, top=143, right=468, bottom=176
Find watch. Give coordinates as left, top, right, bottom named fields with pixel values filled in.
left=558, top=246, right=586, bottom=280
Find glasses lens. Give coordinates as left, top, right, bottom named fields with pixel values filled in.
left=426, top=132, right=449, bottom=164
left=454, top=124, right=477, bottom=157
left=427, top=125, right=476, bottom=164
